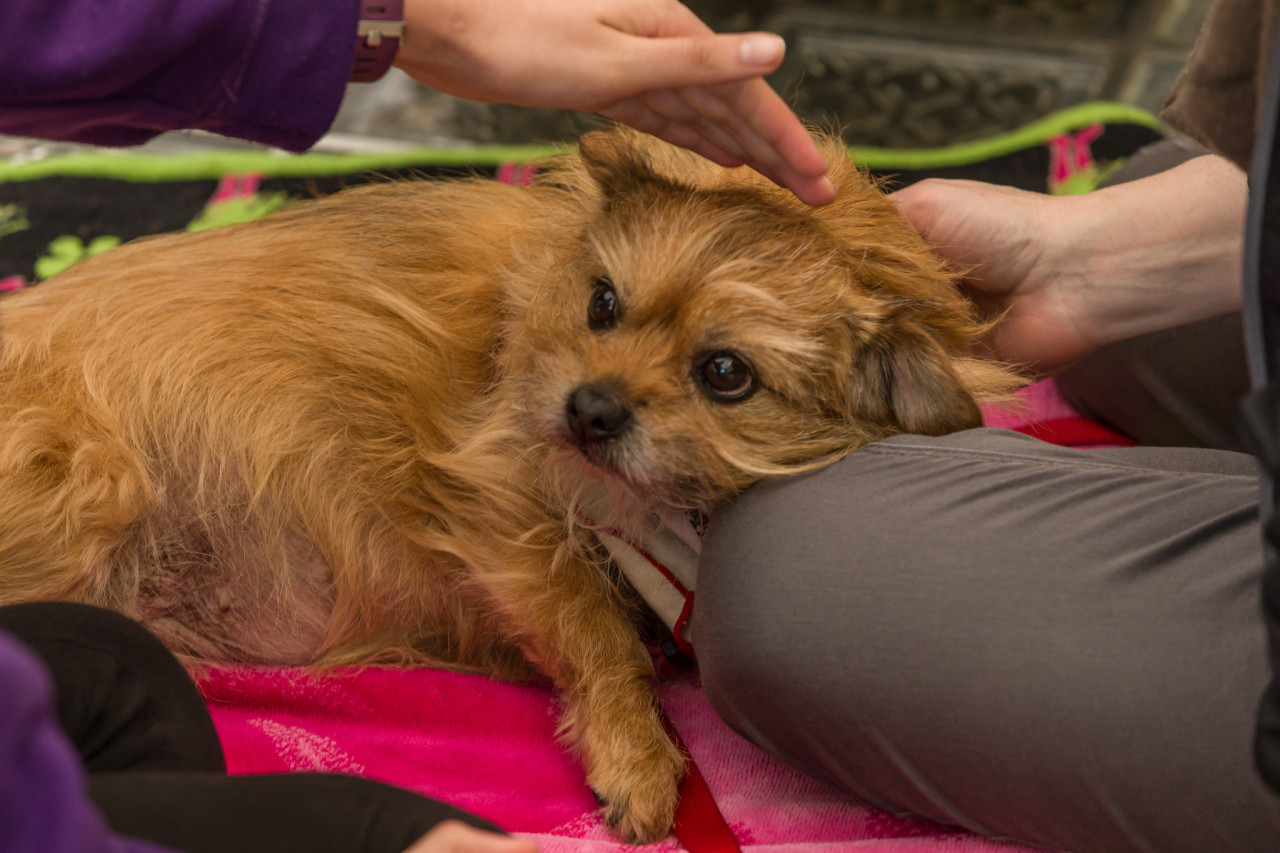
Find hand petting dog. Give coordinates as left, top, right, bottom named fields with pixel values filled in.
left=393, top=0, right=837, bottom=207
left=890, top=155, right=1247, bottom=374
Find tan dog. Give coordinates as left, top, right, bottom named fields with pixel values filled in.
left=0, top=127, right=1019, bottom=842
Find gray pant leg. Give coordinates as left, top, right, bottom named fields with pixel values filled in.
left=1056, top=313, right=1250, bottom=451
left=696, top=428, right=1280, bottom=853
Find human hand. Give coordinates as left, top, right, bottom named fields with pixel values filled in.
left=395, top=0, right=835, bottom=206
left=890, top=178, right=1092, bottom=373
left=402, top=820, right=539, bottom=853
left=891, top=155, right=1248, bottom=374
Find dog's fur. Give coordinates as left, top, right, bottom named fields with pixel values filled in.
left=0, top=127, right=1019, bottom=842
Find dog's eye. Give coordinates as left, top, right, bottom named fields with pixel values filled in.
left=699, top=351, right=755, bottom=402
left=588, top=277, right=619, bottom=331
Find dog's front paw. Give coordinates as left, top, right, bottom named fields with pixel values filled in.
left=590, top=734, right=685, bottom=844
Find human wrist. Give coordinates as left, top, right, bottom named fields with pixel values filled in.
left=1067, top=155, right=1247, bottom=351
left=390, top=0, right=475, bottom=95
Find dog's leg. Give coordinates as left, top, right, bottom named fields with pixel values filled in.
left=483, top=535, right=685, bottom=844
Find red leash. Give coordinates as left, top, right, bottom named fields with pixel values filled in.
left=663, top=712, right=742, bottom=853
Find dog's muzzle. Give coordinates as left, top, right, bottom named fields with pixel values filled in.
left=565, top=382, right=633, bottom=447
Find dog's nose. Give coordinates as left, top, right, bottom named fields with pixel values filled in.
left=565, top=383, right=633, bottom=446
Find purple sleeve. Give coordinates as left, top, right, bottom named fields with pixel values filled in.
left=0, top=0, right=361, bottom=151
left=0, top=631, right=176, bottom=853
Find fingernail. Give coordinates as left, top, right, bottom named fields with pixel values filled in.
left=741, top=34, right=785, bottom=67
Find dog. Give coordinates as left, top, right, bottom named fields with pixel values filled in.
left=0, top=126, right=1020, bottom=842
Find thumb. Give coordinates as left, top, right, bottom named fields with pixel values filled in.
left=619, top=31, right=787, bottom=91
left=889, top=180, right=986, bottom=267
left=889, top=183, right=948, bottom=247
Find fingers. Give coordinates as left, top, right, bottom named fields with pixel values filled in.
left=599, top=0, right=787, bottom=87
left=676, top=79, right=835, bottom=204
left=602, top=78, right=835, bottom=206
left=402, top=821, right=539, bottom=853
left=889, top=180, right=976, bottom=267
left=602, top=98, right=745, bottom=168
left=613, top=31, right=788, bottom=91
left=890, top=179, right=1039, bottom=273
left=605, top=26, right=839, bottom=204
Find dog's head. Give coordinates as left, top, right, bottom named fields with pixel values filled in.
left=503, top=127, right=1020, bottom=514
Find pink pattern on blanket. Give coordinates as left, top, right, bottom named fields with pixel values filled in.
left=983, top=377, right=1135, bottom=448
left=198, top=665, right=593, bottom=832
left=198, top=666, right=1037, bottom=852
left=981, top=377, right=1081, bottom=429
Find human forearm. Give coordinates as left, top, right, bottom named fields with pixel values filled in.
left=1060, top=153, right=1247, bottom=352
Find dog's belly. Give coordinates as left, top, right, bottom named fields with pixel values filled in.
left=127, top=512, right=336, bottom=665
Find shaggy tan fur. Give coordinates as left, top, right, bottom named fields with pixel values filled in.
left=0, top=127, right=1020, bottom=842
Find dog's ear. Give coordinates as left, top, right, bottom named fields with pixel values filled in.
left=578, top=129, right=664, bottom=199
left=848, top=311, right=985, bottom=435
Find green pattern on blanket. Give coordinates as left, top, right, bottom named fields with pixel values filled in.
left=0, top=102, right=1167, bottom=287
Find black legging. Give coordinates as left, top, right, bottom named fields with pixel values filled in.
left=0, top=601, right=501, bottom=853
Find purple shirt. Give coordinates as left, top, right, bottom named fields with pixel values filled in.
left=0, top=630, right=176, bottom=853
left=0, top=0, right=361, bottom=150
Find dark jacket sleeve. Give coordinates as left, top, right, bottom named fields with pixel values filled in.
left=1162, top=0, right=1280, bottom=170
left=0, top=631, right=175, bottom=853
left=0, top=0, right=361, bottom=151
left=1174, top=0, right=1280, bottom=798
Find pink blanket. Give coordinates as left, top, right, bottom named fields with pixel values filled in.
left=197, top=379, right=1113, bottom=852
left=197, top=666, right=1036, bottom=853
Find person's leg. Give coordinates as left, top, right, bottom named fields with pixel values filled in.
left=0, top=600, right=225, bottom=773
left=0, top=601, right=509, bottom=853
left=696, top=428, right=1280, bottom=853
left=1055, top=312, right=1250, bottom=450
left=89, top=772, right=504, bottom=853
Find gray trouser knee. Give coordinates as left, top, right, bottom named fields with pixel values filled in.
left=696, top=428, right=1280, bottom=853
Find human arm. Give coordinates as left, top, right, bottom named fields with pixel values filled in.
left=0, top=1, right=357, bottom=151
left=1, top=0, right=832, bottom=206
left=890, top=153, right=1248, bottom=374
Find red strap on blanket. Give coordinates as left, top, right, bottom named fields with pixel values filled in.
left=1010, top=416, right=1138, bottom=447
left=665, top=717, right=743, bottom=853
